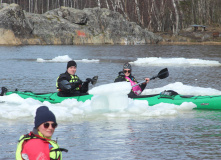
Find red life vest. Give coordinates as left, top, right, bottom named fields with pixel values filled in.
left=16, top=132, right=68, bottom=160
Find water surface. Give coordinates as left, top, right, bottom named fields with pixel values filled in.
left=0, top=45, right=221, bottom=159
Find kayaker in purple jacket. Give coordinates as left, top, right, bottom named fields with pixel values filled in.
left=114, top=63, right=150, bottom=97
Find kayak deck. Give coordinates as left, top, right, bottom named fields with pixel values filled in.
left=5, top=91, right=221, bottom=110
left=5, top=91, right=93, bottom=103
left=133, top=94, right=221, bottom=110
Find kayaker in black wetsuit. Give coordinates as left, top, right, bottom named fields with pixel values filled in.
left=114, top=62, right=150, bottom=97
left=56, top=60, right=93, bottom=97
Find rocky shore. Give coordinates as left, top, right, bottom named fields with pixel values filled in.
left=0, top=3, right=162, bottom=45
left=157, top=25, right=221, bottom=45
left=1, top=3, right=220, bottom=46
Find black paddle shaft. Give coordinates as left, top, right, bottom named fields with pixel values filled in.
left=132, top=68, right=169, bottom=87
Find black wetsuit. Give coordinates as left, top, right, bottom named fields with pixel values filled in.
left=56, top=71, right=89, bottom=97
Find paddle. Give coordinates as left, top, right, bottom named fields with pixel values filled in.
left=59, top=76, right=98, bottom=90
left=91, top=76, right=98, bottom=85
left=0, top=87, right=8, bottom=96
left=132, top=68, right=169, bottom=87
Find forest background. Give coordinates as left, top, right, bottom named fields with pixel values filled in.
left=1, top=0, right=221, bottom=44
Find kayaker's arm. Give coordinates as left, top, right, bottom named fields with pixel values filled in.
left=58, top=80, right=71, bottom=91
left=137, top=78, right=150, bottom=89
left=70, top=80, right=82, bottom=91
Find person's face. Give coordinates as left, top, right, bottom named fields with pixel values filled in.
left=38, top=121, right=57, bottom=138
left=123, top=69, right=131, bottom=77
left=67, top=66, right=77, bottom=75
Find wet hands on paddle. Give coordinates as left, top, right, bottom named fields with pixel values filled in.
left=144, top=78, right=150, bottom=84
left=85, top=76, right=98, bottom=85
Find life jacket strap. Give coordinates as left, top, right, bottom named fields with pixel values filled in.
left=18, top=133, right=40, bottom=142
left=50, top=148, right=68, bottom=153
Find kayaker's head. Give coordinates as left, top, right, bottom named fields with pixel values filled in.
left=123, top=62, right=132, bottom=77
left=34, top=106, right=57, bottom=138
left=67, top=60, right=77, bottom=75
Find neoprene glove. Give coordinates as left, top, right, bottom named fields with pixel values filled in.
left=86, top=78, right=92, bottom=83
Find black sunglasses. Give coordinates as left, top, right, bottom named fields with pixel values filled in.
left=44, top=122, right=58, bottom=129
left=124, top=70, right=131, bottom=73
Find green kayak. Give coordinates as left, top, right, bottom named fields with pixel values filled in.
left=5, top=90, right=93, bottom=103
left=2, top=68, right=220, bottom=110
left=4, top=89, right=221, bottom=110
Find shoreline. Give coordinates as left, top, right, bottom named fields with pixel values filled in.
left=159, top=41, right=221, bottom=45
left=1, top=41, right=221, bottom=46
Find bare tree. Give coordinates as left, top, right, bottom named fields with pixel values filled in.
left=134, top=0, right=141, bottom=25
left=47, top=0, right=49, bottom=12
left=34, top=0, right=38, bottom=13
left=105, top=0, right=109, bottom=9
left=2, top=0, right=221, bottom=33
left=97, top=0, right=101, bottom=8
left=172, top=0, right=179, bottom=35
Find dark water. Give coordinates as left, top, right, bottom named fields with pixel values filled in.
left=0, top=45, right=221, bottom=160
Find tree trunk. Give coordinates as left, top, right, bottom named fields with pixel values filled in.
left=34, top=0, right=38, bottom=13
left=134, top=0, right=141, bottom=25
left=97, top=0, right=101, bottom=8
left=47, top=0, right=49, bottom=12
left=105, top=0, right=109, bottom=9
left=172, top=0, right=179, bottom=35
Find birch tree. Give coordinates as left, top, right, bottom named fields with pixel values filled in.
left=97, top=0, right=101, bottom=8
left=47, top=0, right=49, bottom=12
left=29, top=0, right=30, bottom=12
left=172, top=0, right=179, bottom=35
left=34, top=0, right=38, bottom=13
left=105, top=0, right=109, bottom=9
left=134, top=0, right=141, bottom=25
